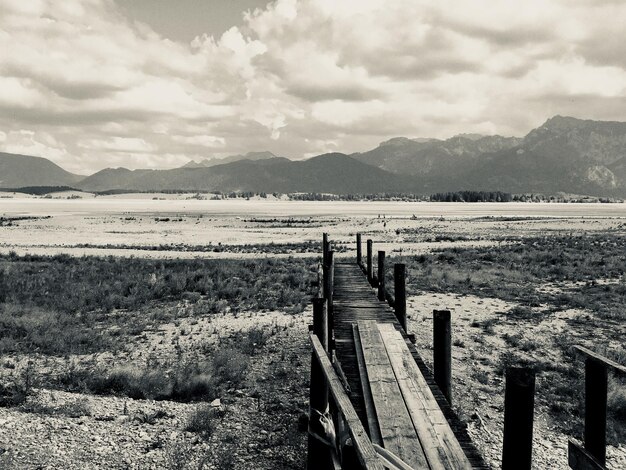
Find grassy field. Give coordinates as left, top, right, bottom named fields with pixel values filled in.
left=388, top=234, right=626, bottom=448
left=395, top=234, right=626, bottom=319
left=0, top=254, right=316, bottom=468
left=0, top=254, right=315, bottom=356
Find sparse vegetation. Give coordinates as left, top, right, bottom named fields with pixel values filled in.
left=393, top=234, right=626, bottom=320
left=184, top=405, right=225, bottom=439
left=0, top=254, right=315, bottom=356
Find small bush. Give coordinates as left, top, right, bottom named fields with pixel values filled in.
left=184, top=405, right=224, bottom=439
left=21, top=398, right=91, bottom=418
left=212, top=348, right=249, bottom=386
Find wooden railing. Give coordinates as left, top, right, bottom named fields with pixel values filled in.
left=568, top=346, right=626, bottom=470
left=308, top=237, right=383, bottom=469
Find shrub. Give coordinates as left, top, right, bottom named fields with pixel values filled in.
left=184, top=405, right=224, bottom=439
left=212, top=348, right=249, bottom=387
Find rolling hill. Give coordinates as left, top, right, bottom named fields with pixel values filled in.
left=0, top=152, right=83, bottom=188
left=76, top=154, right=412, bottom=193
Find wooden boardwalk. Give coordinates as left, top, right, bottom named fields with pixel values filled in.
left=332, top=261, right=488, bottom=469
left=309, top=234, right=623, bottom=469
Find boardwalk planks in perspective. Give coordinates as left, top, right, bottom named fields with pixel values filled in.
left=332, top=261, right=488, bottom=469
left=357, top=321, right=429, bottom=468
left=378, top=322, right=472, bottom=470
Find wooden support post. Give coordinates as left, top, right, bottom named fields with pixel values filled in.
left=322, top=233, right=329, bottom=266
left=377, top=251, right=385, bottom=301
left=366, top=239, right=373, bottom=285
left=394, top=264, right=407, bottom=331
left=308, top=298, right=330, bottom=469
left=584, top=357, right=607, bottom=465
left=502, top=367, right=535, bottom=470
left=327, top=251, right=334, bottom=350
left=356, top=233, right=362, bottom=267
left=433, top=309, right=452, bottom=404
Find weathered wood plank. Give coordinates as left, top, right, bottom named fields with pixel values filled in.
left=378, top=322, right=472, bottom=470
left=310, top=333, right=384, bottom=470
left=568, top=439, right=606, bottom=470
left=357, top=321, right=428, bottom=469
left=574, top=345, right=626, bottom=376
left=352, top=323, right=383, bottom=446
left=331, top=260, right=488, bottom=468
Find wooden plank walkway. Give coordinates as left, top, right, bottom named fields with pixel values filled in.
left=332, top=262, right=489, bottom=469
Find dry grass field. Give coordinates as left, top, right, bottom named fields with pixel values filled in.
left=0, top=196, right=625, bottom=469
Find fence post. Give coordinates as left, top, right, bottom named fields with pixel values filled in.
left=502, top=367, right=536, bottom=470
left=307, top=298, right=330, bottom=468
left=366, top=239, right=373, bottom=285
left=377, top=251, right=385, bottom=301
left=322, top=233, right=329, bottom=266
left=356, top=233, right=362, bottom=267
left=584, top=357, right=607, bottom=465
left=326, top=251, right=334, bottom=351
left=394, top=264, right=407, bottom=331
left=433, top=309, right=452, bottom=404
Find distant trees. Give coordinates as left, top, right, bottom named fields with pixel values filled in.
left=287, top=192, right=427, bottom=201
left=430, top=191, right=513, bottom=202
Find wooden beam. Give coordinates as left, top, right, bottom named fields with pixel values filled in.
left=584, top=356, right=607, bottom=465
left=357, top=321, right=428, bottom=469
left=377, top=323, right=472, bottom=470
left=377, top=251, right=385, bottom=301
left=308, top=298, right=330, bottom=469
left=366, top=239, right=373, bottom=285
left=568, top=439, right=606, bottom=470
left=394, top=264, right=407, bottom=331
left=574, top=345, right=626, bottom=377
left=323, top=232, right=329, bottom=265
left=433, top=309, right=452, bottom=404
left=502, top=367, right=535, bottom=470
left=356, top=233, right=362, bottom=267
left=352, top=324, right=383, bottom=446
left=310, top=333, right=384, bottom=470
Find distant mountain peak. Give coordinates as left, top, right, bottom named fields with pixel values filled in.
left=541, top=115, right=586, bottom=130
left=450, top=133, right=486, bottom=141
left=182, top=151, right=278, bottom=169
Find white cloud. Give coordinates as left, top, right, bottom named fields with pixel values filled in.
left=171, top=135, right=226, bottom=147
left=0, top=0, right=625, bottom=172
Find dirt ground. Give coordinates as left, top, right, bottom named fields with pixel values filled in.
left=1, top=195, right=625, bottom=469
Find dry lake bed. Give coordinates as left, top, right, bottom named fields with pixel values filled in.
left=1, top=195, right=625, bottom=469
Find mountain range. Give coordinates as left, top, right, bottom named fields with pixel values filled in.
left=2, top=116, right=626, bottom=196
left=181, top=151, right=277, bottom=168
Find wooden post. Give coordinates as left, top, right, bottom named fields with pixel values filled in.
left=394, top=264, right=407, bottom=331
left=322, top=233, right=329, bottom=266
left=433, top=309, right=452, bottom=404
left=584, top=357, right=607, bottom=465
left=502, top=367, right=535, bottom=470
left=327, top=251, right=334, bottom=351
left=377, top=251, right=385, bottom=301
left=366, top=239, right=373, bottom=285
left=356, top=233, right=362, bottom=267
left=308, top=298, right=330, bottom=468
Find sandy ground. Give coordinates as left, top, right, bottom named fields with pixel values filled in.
left=2, top=197, right=626, bottom=259
left=0, top=309, right=311, bottom=469
left=406, top=292, right=626, bottom=470
left=2, top=196, right=626, bottom=468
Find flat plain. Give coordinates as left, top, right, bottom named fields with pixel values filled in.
left=0, top=195, right=625, bottom=469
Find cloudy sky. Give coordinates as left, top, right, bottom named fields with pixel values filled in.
left=1, top=0, right=625, bottom=174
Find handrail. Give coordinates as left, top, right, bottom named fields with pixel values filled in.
left=310, top=333, right=384, bottom=470
left=573, top=345, right=626, bottom=376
